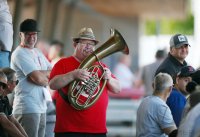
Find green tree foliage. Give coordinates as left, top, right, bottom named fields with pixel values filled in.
left=145, top=14, right=194, bottom=35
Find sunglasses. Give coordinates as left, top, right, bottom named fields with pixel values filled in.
left=0, top=81, right=7, bottom=89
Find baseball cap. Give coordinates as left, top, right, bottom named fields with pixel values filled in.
left=192, top=70, right=200, bottom=84
left=170, top=34, right=190, bottom=48
left=20, top=19, right=40, bottom=32
left=177, top=66, right=195, bottom=77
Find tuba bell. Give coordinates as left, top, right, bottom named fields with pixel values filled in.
left=68, top=29, right=129, bottom=110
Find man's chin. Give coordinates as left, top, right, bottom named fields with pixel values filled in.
left=84, top=52, right=92, bottom=56
left=27, top=41, right=36, bottom=45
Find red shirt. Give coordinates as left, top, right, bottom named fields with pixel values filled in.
left=50, top=56, right=113, bottom=133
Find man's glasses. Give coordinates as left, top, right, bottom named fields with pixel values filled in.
left=0, top=81, right=7, bottom=89
left=79, top=42, right=95, bottom=47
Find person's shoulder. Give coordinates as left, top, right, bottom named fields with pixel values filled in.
left=155, top=58, right=175, bottom=75
left=53, top=56, right=74, bottom=66
left=144, top=63, right=157, bottom=73
left=144, top=96, right=162, bottom=104
left=167, top=89, right=181, bottom=102
left=58, top=56, right=74, bottom=62
left=151, top=96, right=167, bottom=106
left=11, top=46, right=21, bottom=54
left=171, top=88, right=181, bottom=95
left=159, top=57, right=174, bottom=67
left=12, top=46, right=27, bottom=56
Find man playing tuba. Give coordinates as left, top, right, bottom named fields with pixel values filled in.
left=49, top=27, right=121, bottom=137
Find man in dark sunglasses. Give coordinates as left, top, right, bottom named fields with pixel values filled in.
left=1, top=67, right=18, bottom=106
left=0, top=71, right=7, bottom=96
left=0, top=71, right=28, bottom=137
left=0, top=81, right=7, bottom=90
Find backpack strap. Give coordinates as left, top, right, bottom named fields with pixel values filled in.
left=57, top=88, right=70, bottom=104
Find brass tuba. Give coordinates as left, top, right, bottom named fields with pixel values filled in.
left=68, top=29, right=129, bottom=110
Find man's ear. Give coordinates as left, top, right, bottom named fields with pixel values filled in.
left=19, top=32, right=23, bottom=37
left=169, top=86, right=173, bottom=93
left=170, top=47, right=175, bottom=54
left=73, top=42, right=77, bottom=48
left=152, top=82, right=154, bottom=90
left=175, top=77, right=179, bottom=85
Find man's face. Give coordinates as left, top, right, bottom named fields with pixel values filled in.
left=0, top=78, right=7, bottom=95
left=6, top=75, right=17, bottom=94
left=20, top=32, right=38, bottom=48
left=75, top=39, right=95, bottom=60
left=176, top=76, right=192, bottom=95
left=170, top=44, right=189, bottom=61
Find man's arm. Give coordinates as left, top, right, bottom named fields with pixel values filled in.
left=103, top=68, right=121, bottom=94
left=163, top=126, right=177, bottom=135
left=0, top=114, right=27, bottom=137
left=49, top=69, right=90, bottom=90
left=8, top=115, right=28, bottom=137
left=28, top=70, right=51, bottom=86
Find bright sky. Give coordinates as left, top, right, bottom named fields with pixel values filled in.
left=139, top=35, right=200, bottom=69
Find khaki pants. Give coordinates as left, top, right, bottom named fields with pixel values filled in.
left=14, top=113, right=46, bottom=137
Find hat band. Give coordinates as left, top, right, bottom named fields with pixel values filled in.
left=79, top=34, right=95, bottom=39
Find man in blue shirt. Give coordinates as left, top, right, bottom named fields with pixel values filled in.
left=166, top=65, right=195, bottom=127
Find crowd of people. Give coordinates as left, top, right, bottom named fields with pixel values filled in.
left=0, top=14, right=121, bottom=136
left=1, top=1, right=200, bottom=137
left=136, top=33, right=200, bottom=137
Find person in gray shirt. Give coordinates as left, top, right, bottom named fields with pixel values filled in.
left=11, top=19, right=52, bottom=137
left=141, top=49, right=166, bottom=96
left=136, top=73, right=177, bottom=137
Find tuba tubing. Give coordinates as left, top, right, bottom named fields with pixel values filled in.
left=68, top=28, right=129, bottom=110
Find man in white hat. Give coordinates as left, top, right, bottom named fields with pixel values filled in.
left=49, top=27, right=120, bottom=137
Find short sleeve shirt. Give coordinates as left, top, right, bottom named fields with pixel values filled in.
left=11, top=47, right=52, bottom=114
left=49, top=56, right=115, bottom=133
left=136, top=96, right=175, bottom=137
left=178, top=103, right=200, bottom=137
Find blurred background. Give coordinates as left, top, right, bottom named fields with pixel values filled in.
left=6, top=0, right=200, bottom=136
left=8, top=0, right=200, bottom=71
